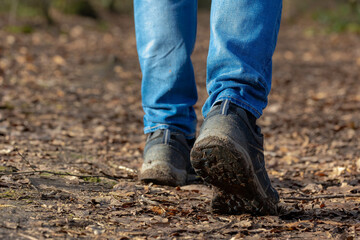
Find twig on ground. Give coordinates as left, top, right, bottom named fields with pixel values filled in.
left=118, top=165, right=138, bottom=174
left=0, top=170, right=133, bottom=180
left=283, top=194, right=360, bottom=201
left=16, top=149, right=37, bottom=171
left=17, top=233, right=38, bottom=240
left=206, top=220, right=235, bottom=234
left=139, top=194, right=161, bottom=206
left=11, top=148, right=135, bottom=180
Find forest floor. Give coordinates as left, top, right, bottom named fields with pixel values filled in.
left=0, top=11, right=359, bottom=240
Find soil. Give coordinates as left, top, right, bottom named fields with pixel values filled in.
left=0, top=11, right=359, bottom=239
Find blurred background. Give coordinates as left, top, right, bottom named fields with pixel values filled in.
left=0, top=0, right=359, bottom=34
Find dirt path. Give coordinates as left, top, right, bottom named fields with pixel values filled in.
left=0, top=12, right=359, bottom=239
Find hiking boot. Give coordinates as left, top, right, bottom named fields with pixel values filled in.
left=190, top=100, right=279, bottom=215
left=139, top=129, right=196, bottom=186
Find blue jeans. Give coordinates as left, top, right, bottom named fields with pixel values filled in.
left=134, top=0, right=282, bottom=139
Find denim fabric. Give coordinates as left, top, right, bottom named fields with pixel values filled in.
left=134, top=0, right=282, bottom=138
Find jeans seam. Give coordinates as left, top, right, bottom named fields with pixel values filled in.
left=260, top=3, right=282, bottom=94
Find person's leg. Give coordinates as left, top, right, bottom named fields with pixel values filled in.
left=134, top=0, right=198, bottom=186
left=134, top=0, right=198, bottom=139
left=191, top=0, right=282, bottom=215
left=203, top=0, right=282, bottom=118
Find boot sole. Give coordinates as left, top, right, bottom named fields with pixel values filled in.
left=139, top=162, right=187, bottom=186
left=190, top=136, right=278, bottom=215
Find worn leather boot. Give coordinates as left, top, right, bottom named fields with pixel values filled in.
left=140, top=129, right=196, bottom=186
left=191, top=100, right=279, bottom=215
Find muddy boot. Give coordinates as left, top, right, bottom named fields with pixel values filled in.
left=190, top=100, right=279, bottom=215
left=139, top=129, right=196, bottom=186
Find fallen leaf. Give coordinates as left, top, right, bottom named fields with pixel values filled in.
left=52, top=55, right=66, bottom=65
left=151, top=206, right=165, bottom=215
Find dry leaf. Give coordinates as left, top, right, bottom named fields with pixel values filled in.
left=52, top=55, right=66, bottom=65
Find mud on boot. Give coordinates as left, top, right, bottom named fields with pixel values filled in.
left=140, top=129, right=196, bottom=186
left=190, top=100, right=279, bottom=215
